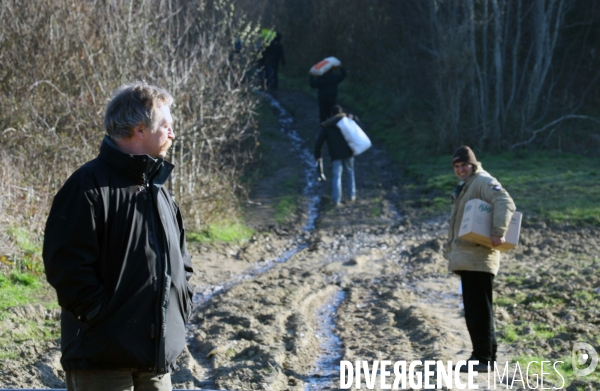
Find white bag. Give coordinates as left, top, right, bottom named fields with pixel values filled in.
left=309, top=56, right=342, bottom=76
left=336, top=117, right=372, bottom=156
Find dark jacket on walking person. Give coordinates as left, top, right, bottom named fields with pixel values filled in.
left=445, top=145, right=515, bottom=372
left=43, top=81, right=193, bottom=390
left=314, top=112, right=353, bottom=162
left=263, top=32, right=285, bottom=90
left=309, top=66, right=347, bottom=122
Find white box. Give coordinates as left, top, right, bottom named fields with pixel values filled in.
left=458, top=199, right=522, bottom=252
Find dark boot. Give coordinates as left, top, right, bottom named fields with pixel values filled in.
left=454, top=355, right=492, bottom=373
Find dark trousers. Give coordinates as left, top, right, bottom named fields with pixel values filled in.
left=265, top=64, right=279, bottom=90
left=66, top=370, right=171, bottom=391
left=318, top=99, right=336, bottom=123
left=460, top=271, right=497, bottom=362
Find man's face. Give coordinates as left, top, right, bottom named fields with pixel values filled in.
left=453, top=162, right=473, bottom=182
left=143, top=103, right=174, bottom=159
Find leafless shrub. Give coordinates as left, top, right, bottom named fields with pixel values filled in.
left=0, top=0, right=262, bottom=266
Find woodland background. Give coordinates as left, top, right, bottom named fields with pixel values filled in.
left=2, top=0, right=600, bottom=271
left=244, top=0, right=600, bottom=153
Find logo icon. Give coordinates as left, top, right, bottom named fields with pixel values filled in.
left=572, top=342, right=598, bottom=377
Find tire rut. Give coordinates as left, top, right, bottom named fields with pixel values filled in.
left=178, top=90, right=484, bottom=390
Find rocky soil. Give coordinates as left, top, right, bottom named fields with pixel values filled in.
left=1, top=89, right=599, bottom=390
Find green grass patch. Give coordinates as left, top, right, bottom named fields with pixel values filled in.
left=275, top=195, right=297, bottom=223
left=532, top=324, right=556, bottom=339
left=480, top=152, right=600, bottom=225
left=509, top=355, right=600, bottom=388
left=282, top=173, right=299, bottom=191
left=508, top=356, right=569, bottom=388
left=5, top=226, right=44, bottom=275
left=573, top=290, right=597, bottom=304
left=188, top=222, right=254, bottom=243
left=526, top=294, right=565, bottom=309
left=395, top=151, right=600, bottom=224
left=504, top=275, right=525, bottom=285
left=0, top=316, right=61, bottom=361
left=0, top=271, right=42, bottom=311
left=256, top=100, right=279, bottom=128
left=9, top=227, right=40, bottom=255
left=500, top=324, right=519, bottom=343
left=370, top=197, right=383, bottom=217
left=278, top=72, right=314, bottom=97
left=495, top=296, right=516, bottom=307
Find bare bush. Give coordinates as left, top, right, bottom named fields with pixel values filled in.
left=0, top=0, right=262, bottom=266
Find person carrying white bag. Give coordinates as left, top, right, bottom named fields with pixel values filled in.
left=315, top=105, right=370, bottom=206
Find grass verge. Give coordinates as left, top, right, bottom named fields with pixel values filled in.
left=396, top=151, right=600, bottom=225
left=494, top=251, right=600, bottom=388
left=330, top=78, right=600, bottom=225
left=0, top=272, right=42, bottom=310
left=188, top=221, right=254, bottom=243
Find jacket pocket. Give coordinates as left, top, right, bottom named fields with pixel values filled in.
left=176, top=281, right=194, bottom=323
left=84, top=296, right=111, bottom=330
left=184, top=282, right=194, bottom=322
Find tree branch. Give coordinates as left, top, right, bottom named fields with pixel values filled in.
left=510, top=114, right=600, bottom=150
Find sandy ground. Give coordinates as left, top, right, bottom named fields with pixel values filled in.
left=1, top=90, right=599, bottom=390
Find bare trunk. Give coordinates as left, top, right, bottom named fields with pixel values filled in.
left=491, top=0, right=504, bottom=148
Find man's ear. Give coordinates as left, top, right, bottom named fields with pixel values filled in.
left=132, top=124, right=145, bottom=140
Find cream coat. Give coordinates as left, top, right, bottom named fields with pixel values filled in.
left=446, top=164, right=516, bottom=276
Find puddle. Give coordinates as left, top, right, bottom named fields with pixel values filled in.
left=191, top=92, right=321, bottom=308
left=305, top=289, right=346, bottom=391
left=187, top=92, right=326, bottom=386
left=263, top=93, right=322, bottom=231
left=192, top=245, right=307, bottom=307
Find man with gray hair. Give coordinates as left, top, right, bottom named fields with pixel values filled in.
left=43, top=81, right=194, bottom=390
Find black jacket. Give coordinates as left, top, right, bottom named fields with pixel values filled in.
left=314, top=114, right=353, bottom=161
left=309, top=66, right=347, bottom=103
left=264, top=39, right=285, bottom=67
left=43, top=136, right=193, bottom=374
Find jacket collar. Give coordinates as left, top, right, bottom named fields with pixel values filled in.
left=321, top=113, right=346, bottom=127
left=99, top=135, right=174, bottom=186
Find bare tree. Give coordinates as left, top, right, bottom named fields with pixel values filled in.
left=424, top=0, right=599, bottom=150
left=240, top=0, right=600, bottom=153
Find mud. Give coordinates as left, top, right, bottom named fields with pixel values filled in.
left=0, top=90, right=599, bottom=391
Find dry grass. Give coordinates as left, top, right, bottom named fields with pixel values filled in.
left=0, top=0, right=264, bottom=270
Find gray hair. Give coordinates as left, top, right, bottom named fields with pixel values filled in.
left=104, top=81, right=173, bottom=139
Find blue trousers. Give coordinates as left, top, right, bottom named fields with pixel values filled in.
left=331, top=158, right=356, bottom=205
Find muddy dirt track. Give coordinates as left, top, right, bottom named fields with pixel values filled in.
left=1, top=90, right=599, bottom=390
